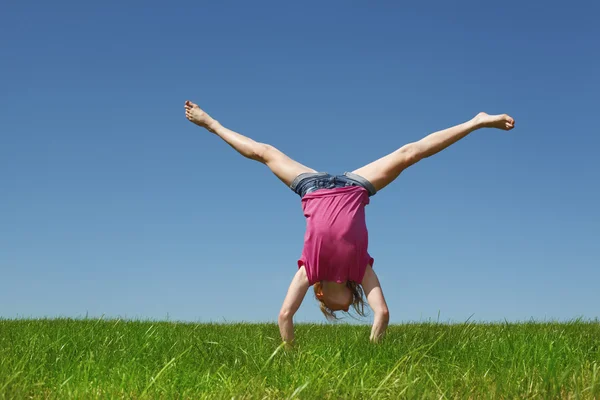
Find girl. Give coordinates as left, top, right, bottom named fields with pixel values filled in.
left=184, top=100, right=515, bottom=344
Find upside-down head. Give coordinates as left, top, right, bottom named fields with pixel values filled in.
left=313, top=281, right=367, bottom=320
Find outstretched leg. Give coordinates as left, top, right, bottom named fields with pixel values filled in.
left=352, top=112, right=515, bottom=192
left=185, top=101, right=316, bottom=186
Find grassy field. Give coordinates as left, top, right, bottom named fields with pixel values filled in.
left=1, top=318, right=599, bottom=399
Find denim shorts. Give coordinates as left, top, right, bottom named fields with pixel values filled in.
left=290, top=171, right=377, bottom=198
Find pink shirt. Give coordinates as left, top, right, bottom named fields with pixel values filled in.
left=297, top=185, right=374, bottom=285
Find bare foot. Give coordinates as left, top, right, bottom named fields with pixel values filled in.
left=184, top=100, right=217, bottom=131
left=474, top=112, right=515, bottom=131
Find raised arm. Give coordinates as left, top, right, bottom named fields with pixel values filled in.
left=361, top=265, right=390, bottom=343
left=278, top=266, right=310, bottom=347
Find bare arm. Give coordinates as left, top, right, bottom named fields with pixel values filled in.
left=361, top=265, right=390, bottom=343
left=278, top=266, right=310, bottom=346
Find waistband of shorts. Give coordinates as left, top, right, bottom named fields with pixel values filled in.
left=343, top=171, right=377, bottom=196
left=289, top=172, right=329, bottom=192
left=289, top=171, right=377, bottom=197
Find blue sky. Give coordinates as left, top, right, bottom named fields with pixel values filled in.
left=1, top=1, right=598, bottom=324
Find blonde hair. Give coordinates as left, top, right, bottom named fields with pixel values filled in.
left=314, top=281, right=367, bottom=320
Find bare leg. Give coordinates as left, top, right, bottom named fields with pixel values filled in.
left=185, top=100, right=316, bottom=186
left=352, top=112, right=515, bottom=192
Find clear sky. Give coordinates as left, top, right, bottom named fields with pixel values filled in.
left=2, top=1, right=599, bottom=324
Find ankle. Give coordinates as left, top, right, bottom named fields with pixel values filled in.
left=470, top=115, right=485, bottom=130
left=206, top=119, right=221, bottom=133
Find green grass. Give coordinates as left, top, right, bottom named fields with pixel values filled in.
left=1, top=318, right=599, bottom=399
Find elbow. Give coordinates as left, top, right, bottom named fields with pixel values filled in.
left=378, top=308, right=390, bottom=323
left=278, top=309, right=293, bottom=323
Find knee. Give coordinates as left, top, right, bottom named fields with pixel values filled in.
left=252, top=143, right=275, bottom=163
left=398, top=143, right=423, bottom=166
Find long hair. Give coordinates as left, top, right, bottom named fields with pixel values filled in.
left=313, top=281, right=367, bottom=320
